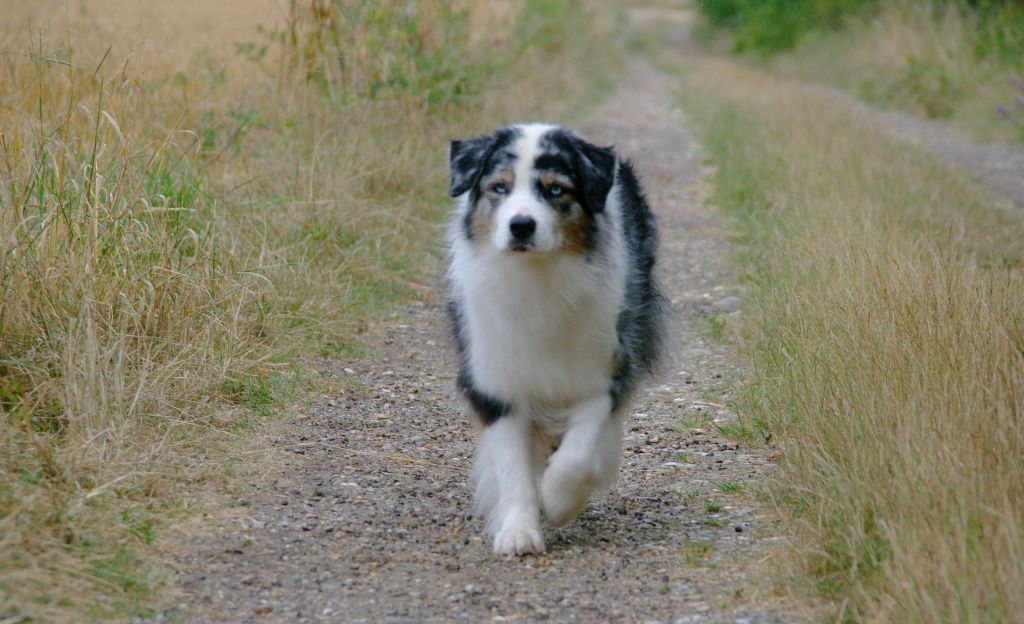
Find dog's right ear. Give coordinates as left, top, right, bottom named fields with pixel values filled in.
left=448, top=134, right=495, bottom=198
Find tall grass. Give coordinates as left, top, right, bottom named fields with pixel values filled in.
left=727, top=0, right=1024, bottom=142
left=0, top=1, right=619, bottom=619
left=677, top=58, right=1024, bottom=622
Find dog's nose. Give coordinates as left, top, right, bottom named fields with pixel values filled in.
left=509, top=215, right=536, bottom=240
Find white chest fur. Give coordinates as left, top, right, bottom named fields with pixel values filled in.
left=450, top=245, right=625, bottom=407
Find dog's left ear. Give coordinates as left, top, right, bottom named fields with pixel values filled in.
left=571, top=139, right=617, bottom=214
left=448, top=134, right=496, bottom=197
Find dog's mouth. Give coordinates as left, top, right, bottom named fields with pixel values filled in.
left=507, top=240, right=541, bottom=254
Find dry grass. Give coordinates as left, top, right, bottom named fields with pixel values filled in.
left=767, top=0, right=1024, bottom=143
left=0, top=1, right=619, bottom=619
left=676, top=57, right=1024, bottom=622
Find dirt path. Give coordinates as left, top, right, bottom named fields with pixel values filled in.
left=157, top=58, right=796, bottom=623
left=801, top=84, right=1024, bottom=209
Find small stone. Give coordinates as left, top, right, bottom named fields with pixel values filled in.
left=711, top=296, right=742, bottom=313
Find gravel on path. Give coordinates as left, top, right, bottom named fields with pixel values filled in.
left=155, top=58, right=799, bottom=624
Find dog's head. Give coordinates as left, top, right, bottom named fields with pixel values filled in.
left=448, top=124, right=616, bottom=256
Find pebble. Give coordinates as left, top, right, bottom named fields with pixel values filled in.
left=711, top=296, right=742, bottom=313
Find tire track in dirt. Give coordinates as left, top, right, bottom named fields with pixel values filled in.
left=801, top=83, right=1024, bottom=209
left=157, top=58, right=799, bottom=624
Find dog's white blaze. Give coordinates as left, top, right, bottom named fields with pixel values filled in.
left=490, top=123, right=561, bottom=253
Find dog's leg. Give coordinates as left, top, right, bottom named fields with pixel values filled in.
left=474, top=414, right=545, bottom=555
left=540, top=394, right=622, bottom=526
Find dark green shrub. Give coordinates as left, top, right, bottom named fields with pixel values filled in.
left=698, top=0, right=877, bottom=53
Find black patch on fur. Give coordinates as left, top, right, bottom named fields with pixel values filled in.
left=608, top=160, right=666, bottom=411
left=462, top=382, right=512, bottom=425
left=449, top=128, right=520, bottom=241
left=539, top=130, right=616, bottom=214
left=447, top=297, right=512, bottom=425
left=533, top=153, right=575, bottom=179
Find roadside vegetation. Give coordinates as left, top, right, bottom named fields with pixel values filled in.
left=697, top=0, right=1024, bottom=142
left=0, top=0, right=618, bottom=619
left=672, top=52, right=1024, bottom=621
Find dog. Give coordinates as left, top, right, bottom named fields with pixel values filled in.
left=446, top=123, right=665, bottom=556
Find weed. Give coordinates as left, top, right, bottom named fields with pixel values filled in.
left=713, top=417, right=767, bottom=444
left=223, top=373, right=302, bottom=421
left=715, top=482, right=745, bottom=494
left=317, top=340, right=370, bottom=359
left=86, top=547, right=154, bottom=618
left=674, top=414, right=710, bottom=432
left=705, top=502, right=724, bottom=513
left=706, top=313, right=728, bottom=341
left=681, top=542, right=713, bottom=567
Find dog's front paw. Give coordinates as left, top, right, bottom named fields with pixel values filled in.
left=493, top=526, right=545, bottom=556
left=540, top=464, right=594, bottom=527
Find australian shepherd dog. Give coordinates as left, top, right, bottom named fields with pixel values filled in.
left=446, top=123, right=666, bottom=555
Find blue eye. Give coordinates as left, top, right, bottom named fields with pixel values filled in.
left=491, top=183, right=510, bottom=195
left=547, top=184, right=564, bottom=198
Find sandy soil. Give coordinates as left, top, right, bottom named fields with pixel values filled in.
left=150, top=57, right=800, bottom=624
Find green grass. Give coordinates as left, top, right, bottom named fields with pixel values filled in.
left=715, top=482, right=745, bottom=494
left=705, top=313, right=728, bottom=341
left=713, top=417, right=767, bottom=445
left=681, top=541, right=714, bottom=567
left=674, top=415, right=710, bottom=432
left=221, top=373, right=304, bottom=421
left=698, top=0, right=876, bottom=54
left=675, top=54, right=1024, bottom=622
